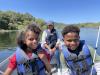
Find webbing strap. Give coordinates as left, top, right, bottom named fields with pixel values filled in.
left=0, top=70, right=4, bottom=74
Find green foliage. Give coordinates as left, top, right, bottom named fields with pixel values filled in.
left=54, top=22, right=66, bottom=29
left=0, top=10, right=100, bottom=30
left=0, top=10, right=66, bottom=31
left=0, top=13, right=10, bottom=29
left=35, top=18, right=45, bottom=28
left=0, top=11, right=41, bottom=30
left=76, top=22, right=100, bottom=28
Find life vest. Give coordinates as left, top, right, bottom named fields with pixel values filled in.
left=46, top=29, right=57, bottom=49
left=61, top=40, right=97, bottom=75
left=16, top=47, right=46, bottom=75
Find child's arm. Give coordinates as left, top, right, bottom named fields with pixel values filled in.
left=60, top=52, right=70, bottom=75
left=3, top=54, right=16, bottom=75
left=38, top=51, right=51, bottom=73
left=3, top=68, right=13, bottom=75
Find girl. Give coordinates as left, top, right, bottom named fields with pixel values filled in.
left=3, top=23, right=51, bottom=75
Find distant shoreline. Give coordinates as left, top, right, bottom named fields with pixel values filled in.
left=0, top=30, right=19, bottom=33
left=80, top=27, right=99, bottom=29
left=0, top=26, right=99, bottom=32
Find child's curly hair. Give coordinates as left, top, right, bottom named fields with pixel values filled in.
left=62, top=25, right=80, bottom=37
left=17, top=23, right=41, bottom=51
left=26, top=23, right=41, bottom=35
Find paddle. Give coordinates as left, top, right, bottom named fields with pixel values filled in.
left=90, top=26, right=100, bottom=75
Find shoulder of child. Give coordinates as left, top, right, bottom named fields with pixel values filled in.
left=7, top=53, right=17, bottom=70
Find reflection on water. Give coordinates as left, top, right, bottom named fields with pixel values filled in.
left=0, top=31, right=18, bottom=50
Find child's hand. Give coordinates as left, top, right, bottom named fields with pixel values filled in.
left=47, top=72, right=52, bottom=75
left=49, top=48, right=55, bottom=55
left=55, top=43, right=60, bottom=48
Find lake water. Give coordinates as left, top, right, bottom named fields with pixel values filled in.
left=0, top=28, right=100, bottom=75
left=0, top=28, right=100, bottom=63
left=80, top=28, right=100, bottom=55
left=0, top=31, right=17, bottom=49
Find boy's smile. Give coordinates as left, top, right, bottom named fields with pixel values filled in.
left=63, top=32, right=80, bottom=50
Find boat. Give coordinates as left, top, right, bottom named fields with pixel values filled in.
left=0, top=49, right=100, bottom=75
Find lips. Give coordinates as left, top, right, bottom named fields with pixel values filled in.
left=70, top=46, right=77, bottom=50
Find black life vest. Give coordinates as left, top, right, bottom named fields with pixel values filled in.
left=46, top=29, right=57, bottom=49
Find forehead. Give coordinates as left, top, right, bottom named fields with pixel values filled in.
left=64, top=32, right=79, bottom=39
left=48, top=24, right=53, bottom=26
left=25, top=30, right=38, bottom=38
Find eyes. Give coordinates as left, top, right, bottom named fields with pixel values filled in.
left=25, top=35, right=39, bottom=41
left=66, top=39, right=79, bottom=42
left=28, top=37, right=39, bottom=41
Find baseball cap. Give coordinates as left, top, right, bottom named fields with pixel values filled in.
left=46, top=21, right=54, bottom=26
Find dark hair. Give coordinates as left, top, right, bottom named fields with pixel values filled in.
left=62, top=25, right=80, bottom=37
left=17, top=23, right=41, bottom=51
left=17, top=31, right=27, bottom=50
left=26, top=23, right=41, bottom=35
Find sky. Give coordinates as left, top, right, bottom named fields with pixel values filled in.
left=0, top=0, right=100, bottom=24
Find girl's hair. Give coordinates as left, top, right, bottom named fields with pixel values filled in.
left=26, top=23, right=41, bottom=35
left=17, top=23, right=41, bottom=51
left=62, top=25, right=80, bottom=37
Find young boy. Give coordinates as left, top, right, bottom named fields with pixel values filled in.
left=60, top=25, right=97, bottom=75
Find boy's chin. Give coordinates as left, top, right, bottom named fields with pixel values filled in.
left=71, top=47, right=77, bottom=51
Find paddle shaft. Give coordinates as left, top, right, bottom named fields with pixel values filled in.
left=90, top=26, right=100, bottom=75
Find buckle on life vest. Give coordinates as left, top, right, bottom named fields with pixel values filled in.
left=73, top=57, right=78, bottom=62
left=75, top=67, right=88, bottom=74
left=82, top=67, right=88, bottom=72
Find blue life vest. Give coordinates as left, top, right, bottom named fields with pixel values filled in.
left=61, top=40, right=97, bottom=75
left=16, top=47, right=46, bottom=75
left=46, top=29, right=57, bottom=49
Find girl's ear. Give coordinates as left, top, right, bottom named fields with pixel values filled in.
left=23, top=41, right=26, bottom=44
left=79, top=36, right=80, bottom=39
left=62, top=38, right=64, bottom=41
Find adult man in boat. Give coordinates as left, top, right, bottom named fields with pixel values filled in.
left=41, top=21, right=61, bottom=73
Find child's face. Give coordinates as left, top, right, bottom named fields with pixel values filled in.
left=24, top=31, right=39, bottom=50
left=63, top=32, right=80, bottom=50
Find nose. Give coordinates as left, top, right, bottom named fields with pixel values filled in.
left=70, top=41, right=77, bottom=45
left=32, top=39, right=38, bottom=43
